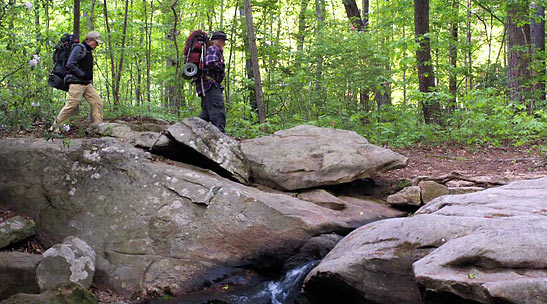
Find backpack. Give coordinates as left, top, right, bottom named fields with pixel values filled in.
left=182, top=30, right=209, bottom=80
left=47, top=33, right=85, bottom=91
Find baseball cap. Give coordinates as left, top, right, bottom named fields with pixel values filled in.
left=86, top=31, right=102, bottom=44
left=210, top=31, right=228, bottom=41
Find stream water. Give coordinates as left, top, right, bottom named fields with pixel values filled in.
left=158, top=260, right=319, bottom=304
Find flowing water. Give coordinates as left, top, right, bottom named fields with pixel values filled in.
left=160, top=260, right=319, bottom=304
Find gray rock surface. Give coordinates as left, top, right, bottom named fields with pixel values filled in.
left=166, top=118, right=250, bottom=184
left=0, top=252, right=43, bottom=300
left=0, top=137, right=404, bottom=298
left=240, top=125, right=408, bottom=190
left=0, top=282, right=97, bottom=304
left=297, top=190, right=347, bottom=210
left=88, top=122, right=170, bottom=150
left=303, top=178, right=547, bottom=304
left=37, top=236, right=96, bottom=292
left=386, top=185, right=421, bottom=207
left=0, top=215, right=35, bottom=249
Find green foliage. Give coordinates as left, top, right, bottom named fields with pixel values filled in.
left=0, top=0, right=545, bottom=152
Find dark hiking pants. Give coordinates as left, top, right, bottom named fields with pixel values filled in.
left=198, top=86, right=226, bottom=133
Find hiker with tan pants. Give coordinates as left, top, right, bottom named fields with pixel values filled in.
left=51, top=31, right=103, bottom=132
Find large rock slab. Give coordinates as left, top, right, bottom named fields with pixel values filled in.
left=303, top=178, right=547, bottom=304
left=0, top=137, right=403, bottom=299
left=240, top=125, right=408, bottom=190
left=0, top=215, right=35, bottom=249
left=166, top=118, right=250, bottom=184
left=0, top=252, right=43, bottom=300
left=37, top=236, right=96, bottom=292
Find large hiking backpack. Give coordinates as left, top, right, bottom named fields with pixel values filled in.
left=47, top=33, right=85, bottom=91
left=182, top=30, right=209, bottom=80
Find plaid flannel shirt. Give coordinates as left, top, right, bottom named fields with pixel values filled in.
left=196, top=45, right=225, bottom=96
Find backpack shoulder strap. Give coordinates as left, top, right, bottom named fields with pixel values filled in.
left=73, top=43, right=87, bottom=61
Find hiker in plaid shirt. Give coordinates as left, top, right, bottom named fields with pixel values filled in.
left=197, top=31, right=227, bottom=133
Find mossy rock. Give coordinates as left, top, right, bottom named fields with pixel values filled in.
left=0, top=282, right=97, bottom=304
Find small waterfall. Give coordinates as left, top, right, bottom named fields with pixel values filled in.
left=253, top=260, right=319, bottom=304
left=163, top=260, right=319, bottom=304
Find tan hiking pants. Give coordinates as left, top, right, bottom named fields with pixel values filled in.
left=56, top=83, right=103, bottom=125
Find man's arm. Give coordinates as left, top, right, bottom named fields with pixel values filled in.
left=66, top=44, right=86, bottom=77
left=205, top=46, right=225, bottom=71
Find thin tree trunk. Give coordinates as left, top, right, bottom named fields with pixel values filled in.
left=226, top=3, right=238, bottom=106
left=73, top=0, right=80, bottom=39
left=360, top=0, right=370, bottom=114
left=414, top=0, right=442, bottom=124
left=449, top=0, right=458, bottom=111
left=466, top=0, right=472, bottom=92
left=296, top=0, right=311, bottom=60
left=243, top=0, right=266, bottom=124
left=103, top=0, right=116, bottom=107
left=145, top=0, right=153, bottom=112
left=113, top=0, right=130, bottom=108
left=88, top=0, right=96, bottom=30
left=531, top=1, right=545, bottom=109
left=314, top=0, right=326, bottom=103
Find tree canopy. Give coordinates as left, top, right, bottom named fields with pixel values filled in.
left=0, top=0, right=546, bottom=148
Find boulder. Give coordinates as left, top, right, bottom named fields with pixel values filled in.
left=0, top=215, right=36, bottom=249
left=418, top=181, right=449, bottom=203
left=386, top=185, right=421, bottom=207
left=0, top=252, right=43, bottom=300
left=0, top=137, right=404, bottom=298
left=37, top=236, right=96, bottom=292
left=0, top=282, right=97, bottom=304
left=240, top=125, right=408, bottom=190
left=297, top=190, right=347, bottom=210
left=87, top=122, right=170, bottom=151
left=166, top=118, right=250, bottom=184
left=303, top=178, right=547, bottom=304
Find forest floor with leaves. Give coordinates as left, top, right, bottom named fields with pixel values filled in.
left=1, top=119, right=546, bottom=303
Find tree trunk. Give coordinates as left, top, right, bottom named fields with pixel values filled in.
left=243, top=0, right=266, bottom=124
left=343, top=0, right=364, bottom=31
left=414, top=0, right=442, bottom=124
left=507, top=2, right=532, bottom=106
left=314, top=0, right=326, bottom=103
left=296, top=0, right=311, bottom=55
left=531, top=1, right=545, bottom=108
left=466, top=0, right=472, bottom=92
left=73, top=0, right=80, bottom=39
left=145, top=0, right=153, bottom=112
left=226, top=3, right=238, bottom=106
left=449, top=0, right=458, bottom=111
left=88, top=0, right=96, bottom=30
left=113, top=0, right=130, bottom=108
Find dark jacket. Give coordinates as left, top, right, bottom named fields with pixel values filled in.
left=65, top=42, right=93, bottom=84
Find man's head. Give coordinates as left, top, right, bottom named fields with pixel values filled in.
left=84, top=31, right=102, bottom=49
left=210, top=31, right=227, bottom=48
